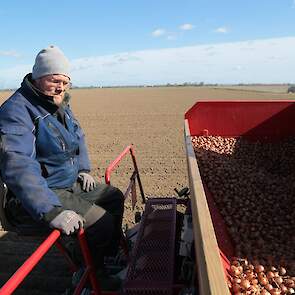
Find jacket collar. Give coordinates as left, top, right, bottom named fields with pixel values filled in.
left=19, top=74, right=71, bottom=114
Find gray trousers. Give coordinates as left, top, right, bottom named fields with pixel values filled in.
left=6, top=182, right=125, bottom=267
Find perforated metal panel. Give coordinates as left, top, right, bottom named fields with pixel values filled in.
left=123, top=198, right=177, bottom=295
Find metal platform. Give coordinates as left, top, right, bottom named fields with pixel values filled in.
left=123, top=198, right=177, bottom=295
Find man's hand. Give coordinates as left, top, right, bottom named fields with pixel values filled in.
left=78, top=172, right=96, bottom=192
left=49, top=210, right=84, bottom=235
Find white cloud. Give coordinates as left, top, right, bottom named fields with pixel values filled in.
left=215, top=27, right=229, bottom=34
left=152, top=29, right=166, bottom=37
left=0, top=50, right=21, bottom=58
left=1, top=36, right=295, bottom=88
left=69, top=36, right=295, bottom=86
left=179, top=23, right=195, bottom=31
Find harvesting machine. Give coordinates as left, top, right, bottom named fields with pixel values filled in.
left=0, top=100, right=294, bottom=295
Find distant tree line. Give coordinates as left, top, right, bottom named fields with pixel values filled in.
left=1, top=82, right=294, bottom=92
left=70, top=82, right=294, bottom=89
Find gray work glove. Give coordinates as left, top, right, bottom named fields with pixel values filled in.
left=78, top=172, right=96, bottom=192
left=49, top=210, right=84, bottom=235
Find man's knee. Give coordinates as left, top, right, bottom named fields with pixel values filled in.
left=110, top=187, right=125, bottom=216
left=112, top=186, right=124, bottom=204
left=85, top=211, right=114, bottom=247
left=83, top=204, right=106, bottom=229
left=104, top=184, right=124, bottom=201
left=93, top=184, right=125, bottom=208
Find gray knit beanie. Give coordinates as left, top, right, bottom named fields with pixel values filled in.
left=32, top=45, right=70, bottom=80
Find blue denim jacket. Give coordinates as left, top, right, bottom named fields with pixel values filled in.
left=0, top=75, right=90, bottom=220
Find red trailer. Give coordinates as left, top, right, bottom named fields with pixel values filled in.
left=184, top=100, right=295, bottom=294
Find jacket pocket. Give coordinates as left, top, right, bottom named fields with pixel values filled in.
left=0, top=126, right=29, bottom=135
left=0, top=125, right=34, bottom=155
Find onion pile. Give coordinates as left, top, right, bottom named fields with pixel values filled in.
left=228, top=258, right=295, bottom=294
left=192, top=136, right=295, bottom=294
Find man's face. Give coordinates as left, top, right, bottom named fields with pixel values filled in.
left=34, top=74, right=71, bottom=106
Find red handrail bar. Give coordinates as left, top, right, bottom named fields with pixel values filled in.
left=0, top=230, right=61, bottom=295
left=105, top=145, right=145, bottom=204
left=73, top=266, right=92, bottom=295
left=55, top=240, right=79, bottom=273
left=77, top=228, right=101, bottom=295
left=0, top=228, right=101, bottom=295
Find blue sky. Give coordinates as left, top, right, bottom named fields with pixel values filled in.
left=0, top=0, right=294, bottom=88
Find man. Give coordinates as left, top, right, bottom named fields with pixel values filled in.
left=0, top=46, right=124, bottom=284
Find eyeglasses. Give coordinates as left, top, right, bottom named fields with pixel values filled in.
left=48, top=77, right=72, bottom=89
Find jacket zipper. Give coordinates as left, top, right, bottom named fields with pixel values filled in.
left=47, top=121, right=67, bottom=151
left=58, top=137, right=66, bottom=151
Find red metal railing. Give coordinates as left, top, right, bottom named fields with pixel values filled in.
left=0, top=229, right=101, bottom=295
left=0, top=230, right=61, bottom=295
left=105, top=144, right=145, bottom=207
left=76, top=228, right=100, bottom=295
left=105, top=145, right=145, bottom=261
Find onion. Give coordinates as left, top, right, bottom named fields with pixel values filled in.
left=258, top=275, right=268, bottom=286
left=280, top=284, right=288, bottom=294
left=285, top=279, right=295, bottom=288
left=240, top=279, right=250, bottom=291
left=274, top=276, right=283, bottom=285
left=230, top=265, right=242, bottom=277
left=270, top=288, right=280, bottom=295
left=266, top=271, right=275, bottom=280
left=265, top=283, right=273, bottom=291
left=279, top=267, right=287, bottom=276
left=255, top=264, right=265, bottom=273
left=232, top=278, right=241, bottom=284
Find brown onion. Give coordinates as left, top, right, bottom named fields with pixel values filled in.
left=240, top=279, right=250, bottom=291
left=279, top=267, right=287, bottom=276
left=266, top=271, right=275, bottom=280
left=265, top=283, right=273, bottom=291
left=285, top=279, right=295, bottom=288
left=230, top=265, right=242, bottom=277
left=280, top=284, right=288, bottom=294
left=255, top=264, right=265, bottom=273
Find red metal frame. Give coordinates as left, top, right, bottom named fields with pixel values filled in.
left=104, top=145, right=145, bottom=261
left=185, top=100, right=295, bottom=140
left=74, top=228, right=101, bottom=295
left=0, top=230, right=61, bottom=295
left=55, top=240, right=79, bottom=273
left=185, top=100, right=295, bottom=281
left=0, top=229, right=101, bottom=295
left=105, top=144, right=145, bottom=205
